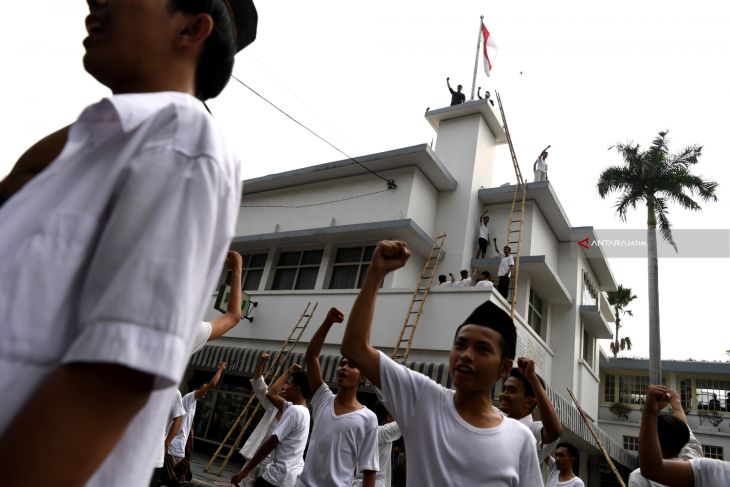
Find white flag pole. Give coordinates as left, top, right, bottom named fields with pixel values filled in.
left=470, top=15, right=484, bottom=101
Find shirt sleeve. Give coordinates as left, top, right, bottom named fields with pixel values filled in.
left=357, top=412, right=380, bottom=474
left=535, top=423, right=560, bottom=462
left=691, top=458, right=730, bottom=485
left=378, top=422, right=402, bottom=443
left=272, top=407, right=301, bottom=441
left=375, top=351, right=434, bottom=434
left=62, top=146, right=234, bottom=389
left=171, top=390, right=185, bottom=419
left=250, top=376, right=274, bottom=410
left=310, top=382, right=333, bottom=412
left=191, top=321, right=213, bottom=354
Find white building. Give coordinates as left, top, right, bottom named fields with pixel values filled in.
left=599, top=357, right=730, bottom=463
left=186, top=100, right=636, bottom=484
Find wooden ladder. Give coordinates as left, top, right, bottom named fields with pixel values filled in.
left=204, top=301, right=318, bottom=475
left=391, top=234, right=447, bottom=364
left=496, top=92, right=527, bottom=319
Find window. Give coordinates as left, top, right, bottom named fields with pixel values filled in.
left=271, top=250, right=323, bottom=290
left=623, top=435, right=639, bottom=451
left=582, top=271, right=597, bottom=306
left=329, top=245, right=375, bottom=289
left=527, top=288, right=544, bottom=337
left=619, top=375, right=651, bottom=405
left=703, top=445, right=724, bottom=460
left=695, top=378, right=730, bottom=412
left=680, top=379, right=693, bottom=412
left=604, top=374, right=616, bottom=403
left=241, top=253, right=267, bottom=290
left=582, top=330, right=594, bottom=368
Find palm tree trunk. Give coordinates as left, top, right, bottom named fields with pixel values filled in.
left=647, top=209, right=662, bottom=384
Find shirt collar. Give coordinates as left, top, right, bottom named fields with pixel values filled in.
left=79, top=91, right=204, bottom=132
left=518, top=413, right=534, bottom=425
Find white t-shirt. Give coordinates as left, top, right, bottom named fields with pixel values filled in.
left=296, top=383, right=379, bottom=486
left=168, top=391, right=198, bottom=458
left=545, top=457, right=585, bottom=487
left=454, top=277, right=473, bottom=288
left=375, top=352, right=541, bottom=486
left=498, top=254, right=515, bottom=277
left=535, top=156, right=547, bottom=172
left=352, top=422, right=402, bottom=487
left=475, top=279, right=494, bottom=290
left=262, top=404, right=311, bottom=487
left=155, top=390, right=186, bottom=468
left=628, top=430, right=704, bottom=487
left=191, top=321, right=213, bottom=355
left=518, top=414, right=559, bottom=462
left=479, top=223, right=490, bottom=240
left=0, top=92, right=240, bottom=487
left=240, top=376, right=291, bottom=465
left=690, top=458, right=730, bottom=486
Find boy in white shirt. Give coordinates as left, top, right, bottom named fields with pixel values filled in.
left=545, top=443, right=585, bottom=487
left=629, top=389, right=703, bottom=487
left=341, top=240, right=542, bottom=486
left=639, top=384, right=730, bottom=486
left=232, top=366, right=311, bottom=487
left=498, top=358, right=562, bottom=462
left=296, top=307, right=379, bottom=487
left=474, top=271, right=494, bottom=290
left=351, top=406, right=402, bottom=487
left=476, top=212, right=490, bottom=259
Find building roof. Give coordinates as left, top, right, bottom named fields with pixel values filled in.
left=601, top=357, right=730, bottom=375
left=241, top=144, right=457, bottom=196
left=424, top=98, right=507, bottom=144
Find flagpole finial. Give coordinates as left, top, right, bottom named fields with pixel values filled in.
left=480, top=15, right=484, bottom=21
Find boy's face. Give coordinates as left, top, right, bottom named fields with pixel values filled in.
left=498, top=376, right=535, bottom=419
left=83, top=0, right=186, bottom=91
left=449, top=324, right=512, bottom=394
left=555, top=447, right=574, bottom=472
left=336, top=357, right=363, bottom=389
left=280, top=378, right=296, bottom=400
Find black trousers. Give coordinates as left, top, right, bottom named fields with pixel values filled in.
left=498, top=275, right=510, bottom=298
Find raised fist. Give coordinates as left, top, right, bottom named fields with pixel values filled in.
left=371, top=240, right=410, bottom=274
left=326, top=307, right=345, bottom=324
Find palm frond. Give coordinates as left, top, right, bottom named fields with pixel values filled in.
left=597, top=166, right=635, bottom=198
left=654, top=197, right=677, bottom=251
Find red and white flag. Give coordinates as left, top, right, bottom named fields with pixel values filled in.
left=481, top=22, right=497, bottom=76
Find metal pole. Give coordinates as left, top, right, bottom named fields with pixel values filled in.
left=470, top=15, right=484, bottom=101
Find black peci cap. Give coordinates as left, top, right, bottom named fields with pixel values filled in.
left=224, top=0, right=258, bottom=52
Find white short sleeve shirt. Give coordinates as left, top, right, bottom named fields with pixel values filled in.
left=191, top=321, right=213, bottom=355
left=168, top=391, right=198, bottom=459
left=296, top=383, right=379, bottom=486
left=0, top=92, right=240, bottom=487
left=690, top=458, right=730, bottom=486
left=545, top=457, right=585, bottom=487
left=375, top=352, right=541, bottom=486
left=518, top=414, right=559, bottom=462
left=262, top=404, right=311, bottom=487
left=498, top=254, right=515, bottom=277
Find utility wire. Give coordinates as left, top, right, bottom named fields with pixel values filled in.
left=240, top=188, right=392, bottom=209
left=230, top=75, right=395, bottom=188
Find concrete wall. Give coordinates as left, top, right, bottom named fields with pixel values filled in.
left=404, top=168, right=439, bottom=237
left=237, top=167, right=421, bottom=236
left=526, top=202, right=560, bottom=271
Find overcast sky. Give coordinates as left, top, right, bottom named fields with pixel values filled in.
left=2, top=1, right=729, bottom=361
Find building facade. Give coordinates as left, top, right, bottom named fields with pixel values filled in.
left=186, top=99, right=636, bottom=484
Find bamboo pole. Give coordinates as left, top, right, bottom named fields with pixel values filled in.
left=566, top=388, right=627, bottom=487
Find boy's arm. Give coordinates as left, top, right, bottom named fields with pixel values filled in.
left=0, top=126, right=69, bottom=202
left=195, top=362, right=226, bottom=399
left=305, top=307, right=345, bottom=394
left=446, top=77, right=455, bottom=94
left=341, top=240, right=410, bottom=389
left=0, top=364, right=153, bottom=486
left=638, top=384, right=695, bottom=487
left=253, top=352, right=270, bottom=381
left=362, top=470, right=376, bottom=487
left=165, top=415, right=183, bottom=449
left=518, top=357, right=563, bottom=443
left=266, top=364, right=301, bottom=413
left=493, top=238, right=501, bottom=256
left=209, top=251, right=243, bottom=340
left=231, top=435, right=279, bottom=486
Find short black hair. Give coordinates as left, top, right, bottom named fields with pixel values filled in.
left=657, top=413, right=690, bottom=458
left=456, top=301, right=517, bottom=359
left=169, top=0, right=236, bottom=100
left=508, top=368, right=546, bottom=412
left=460, top=269, right=469, bottom=279
left=438, top=274, right=447, bottom=283
left=480, top=271, right=491, bottom=279
left=290, top=369, right=311, bottom=399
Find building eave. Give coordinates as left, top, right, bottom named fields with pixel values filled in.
left=579, top=304, right=614, bottom=339
left=241, top=144, right=457, bottom=196
left=600, top=357, right=730, bottom=375
left=231, top=218, right=434, bottom=256
left=574, top=226, right=618, bottom=291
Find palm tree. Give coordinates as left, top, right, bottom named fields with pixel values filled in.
left=597, top=131, right=718, bottom=383
left=607, top=285, right=637, bottom=358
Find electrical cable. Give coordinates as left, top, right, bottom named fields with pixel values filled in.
left=240, top=188, right=392, bottom=208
